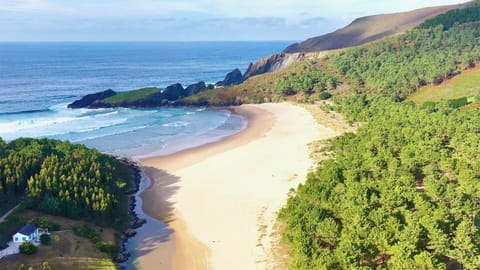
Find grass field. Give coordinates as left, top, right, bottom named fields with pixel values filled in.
left=2, top=211, right=118, bottom=270
left=409, top=67, right=480, bottom=103
left=102, top=87, right=160, bottom=104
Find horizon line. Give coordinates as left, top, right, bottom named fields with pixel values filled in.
left=0, top=40, right=298, bottom=43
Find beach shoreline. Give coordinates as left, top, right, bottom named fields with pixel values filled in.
left=136, top=103, right=337, bottom=270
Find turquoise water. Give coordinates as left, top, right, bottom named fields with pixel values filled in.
left=0, top=41, right=289, bottom=157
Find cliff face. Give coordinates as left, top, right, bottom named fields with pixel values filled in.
left=243, top=51, right=327, bottom=79
left=284, top=3, right=468, bottom=53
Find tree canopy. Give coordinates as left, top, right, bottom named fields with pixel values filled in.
left=0, top=138, right=131, bottom=225
left=280, top=98, right=480, bottom=269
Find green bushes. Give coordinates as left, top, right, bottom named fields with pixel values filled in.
left=447, top=97, right=469, bottom=108
left=275, top=68, right=337, bottom=96
left=34, top=217, right=60, bottom=232
left=39, top=234, right=51, bottom=245
left=73, top=224, right=100, bottom=242
left=318, top=92, right=332, bottom=100
left=19, top=241, right=37, bottom=255
left=73, top=224, right=117, bottom=257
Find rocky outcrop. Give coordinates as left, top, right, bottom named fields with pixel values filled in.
left=243, top=51, right=327, bottom=79
left=215, top=68, right=244, bottom=87
left=283, top=3, right=467, bottom=53
left=185, top=81, right=207, bottom=95
left=67, top=89, right=116, bottom=109
left=162, top=83, right=186, bottom=101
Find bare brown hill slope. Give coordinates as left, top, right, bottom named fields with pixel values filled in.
left=284, top=2, right=469, bottom=53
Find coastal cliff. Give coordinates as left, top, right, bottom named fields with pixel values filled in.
left=243, top=51, right=327, bottom=79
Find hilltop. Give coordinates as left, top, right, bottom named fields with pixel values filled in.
left=284, top=2, right=469, bottom=53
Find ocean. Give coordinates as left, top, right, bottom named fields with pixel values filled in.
left=0, top=41, right=290, bottom=158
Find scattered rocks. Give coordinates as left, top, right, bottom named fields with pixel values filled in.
left=124, top=229, right=136, bottom=238
left=115, top=250, right=131, bottom=263
left=130, top=218, right=146, bottom=229
left=114, top=158, right=146, bottom=266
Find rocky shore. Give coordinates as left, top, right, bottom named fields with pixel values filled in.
left=67, top=67, right=246, bottom=109
left=115, top=158, right=147, bottom=264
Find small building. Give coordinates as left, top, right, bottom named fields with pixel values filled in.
left=12, top=224, right=39, bottom=243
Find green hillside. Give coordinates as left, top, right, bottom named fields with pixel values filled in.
left=409, top=67, right=480, bottom=103
left=186, top=2, right=480, bottom=105
left=273, top=3, right=480, bottom=270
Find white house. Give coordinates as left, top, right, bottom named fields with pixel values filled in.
left=12, top=224, right=39, bottom=243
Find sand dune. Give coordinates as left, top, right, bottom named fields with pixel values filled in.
left=137, top=103, right=338, bottom=269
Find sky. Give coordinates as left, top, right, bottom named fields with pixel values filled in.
left=0, top=0, right=471, bottom=41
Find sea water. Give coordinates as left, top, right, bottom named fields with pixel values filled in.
left=0, top=41, right=290, bottom=157
left=0, top=41, right=290, bottom=267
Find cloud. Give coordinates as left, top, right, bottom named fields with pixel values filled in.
left=0, top=0, right=472, bottom=41
left=0, top=0, right=73, bottom=13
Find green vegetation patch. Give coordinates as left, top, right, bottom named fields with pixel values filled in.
left=74, top=224, right=116, bottom=257
left=409, top=67, right=480, bottom=103
left=275, top=65, right=337, bottom=96
left=19, top=241, right=37, bottom=255
left=101, top=87, right=160, bottom=104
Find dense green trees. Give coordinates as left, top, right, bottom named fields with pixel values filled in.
left=330, top=21, right=480, bottom=99
left=0, top=138, right=130, bottom=225
left=280, top=98, right=480, bottom=269
left=275, top=65, right=337, bottom=96
left=420, top=2, right=480, bottom=30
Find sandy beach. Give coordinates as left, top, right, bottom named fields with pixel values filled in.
left=137, top=103, right=337, bottom=270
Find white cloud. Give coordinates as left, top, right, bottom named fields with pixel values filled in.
left=0, top=0, right=73, bottom=13
left=0, top=0, right=473, bottom=41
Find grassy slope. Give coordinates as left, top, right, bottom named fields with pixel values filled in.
left=101, top=87, right=160, bottom=105
left=182, top=59, right=350, bottom=105
left=409, top=66, right=480, bottom=103
left=182, top=63, right=312, bottom=104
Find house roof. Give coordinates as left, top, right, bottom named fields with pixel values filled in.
left=18, top=224, right=37, bottom=235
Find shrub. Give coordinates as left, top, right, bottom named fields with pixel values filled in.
left=318, top=92, right=332, bottom=100
left=35, top=217, right=60, bottom=231
left=73, top=224, right=100, bottom=242
left=40, top=261, right=53, bottom=270
left=19, top=241, right=37, bottom=255
left=448, top=97, right=469, bottom=108
left=40, top=234, right=51, bottom=245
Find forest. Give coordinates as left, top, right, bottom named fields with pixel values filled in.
left=280, top=97, right=480, bottom=269
left=279, top=3, right=480, bottom=269
left=420, top=2, right=480, bottom=30
left=275, top=65, right=337, bottom=96
left=330, top=20, right=480, bottom=99
left=0, top=138, right=131, bottom=226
